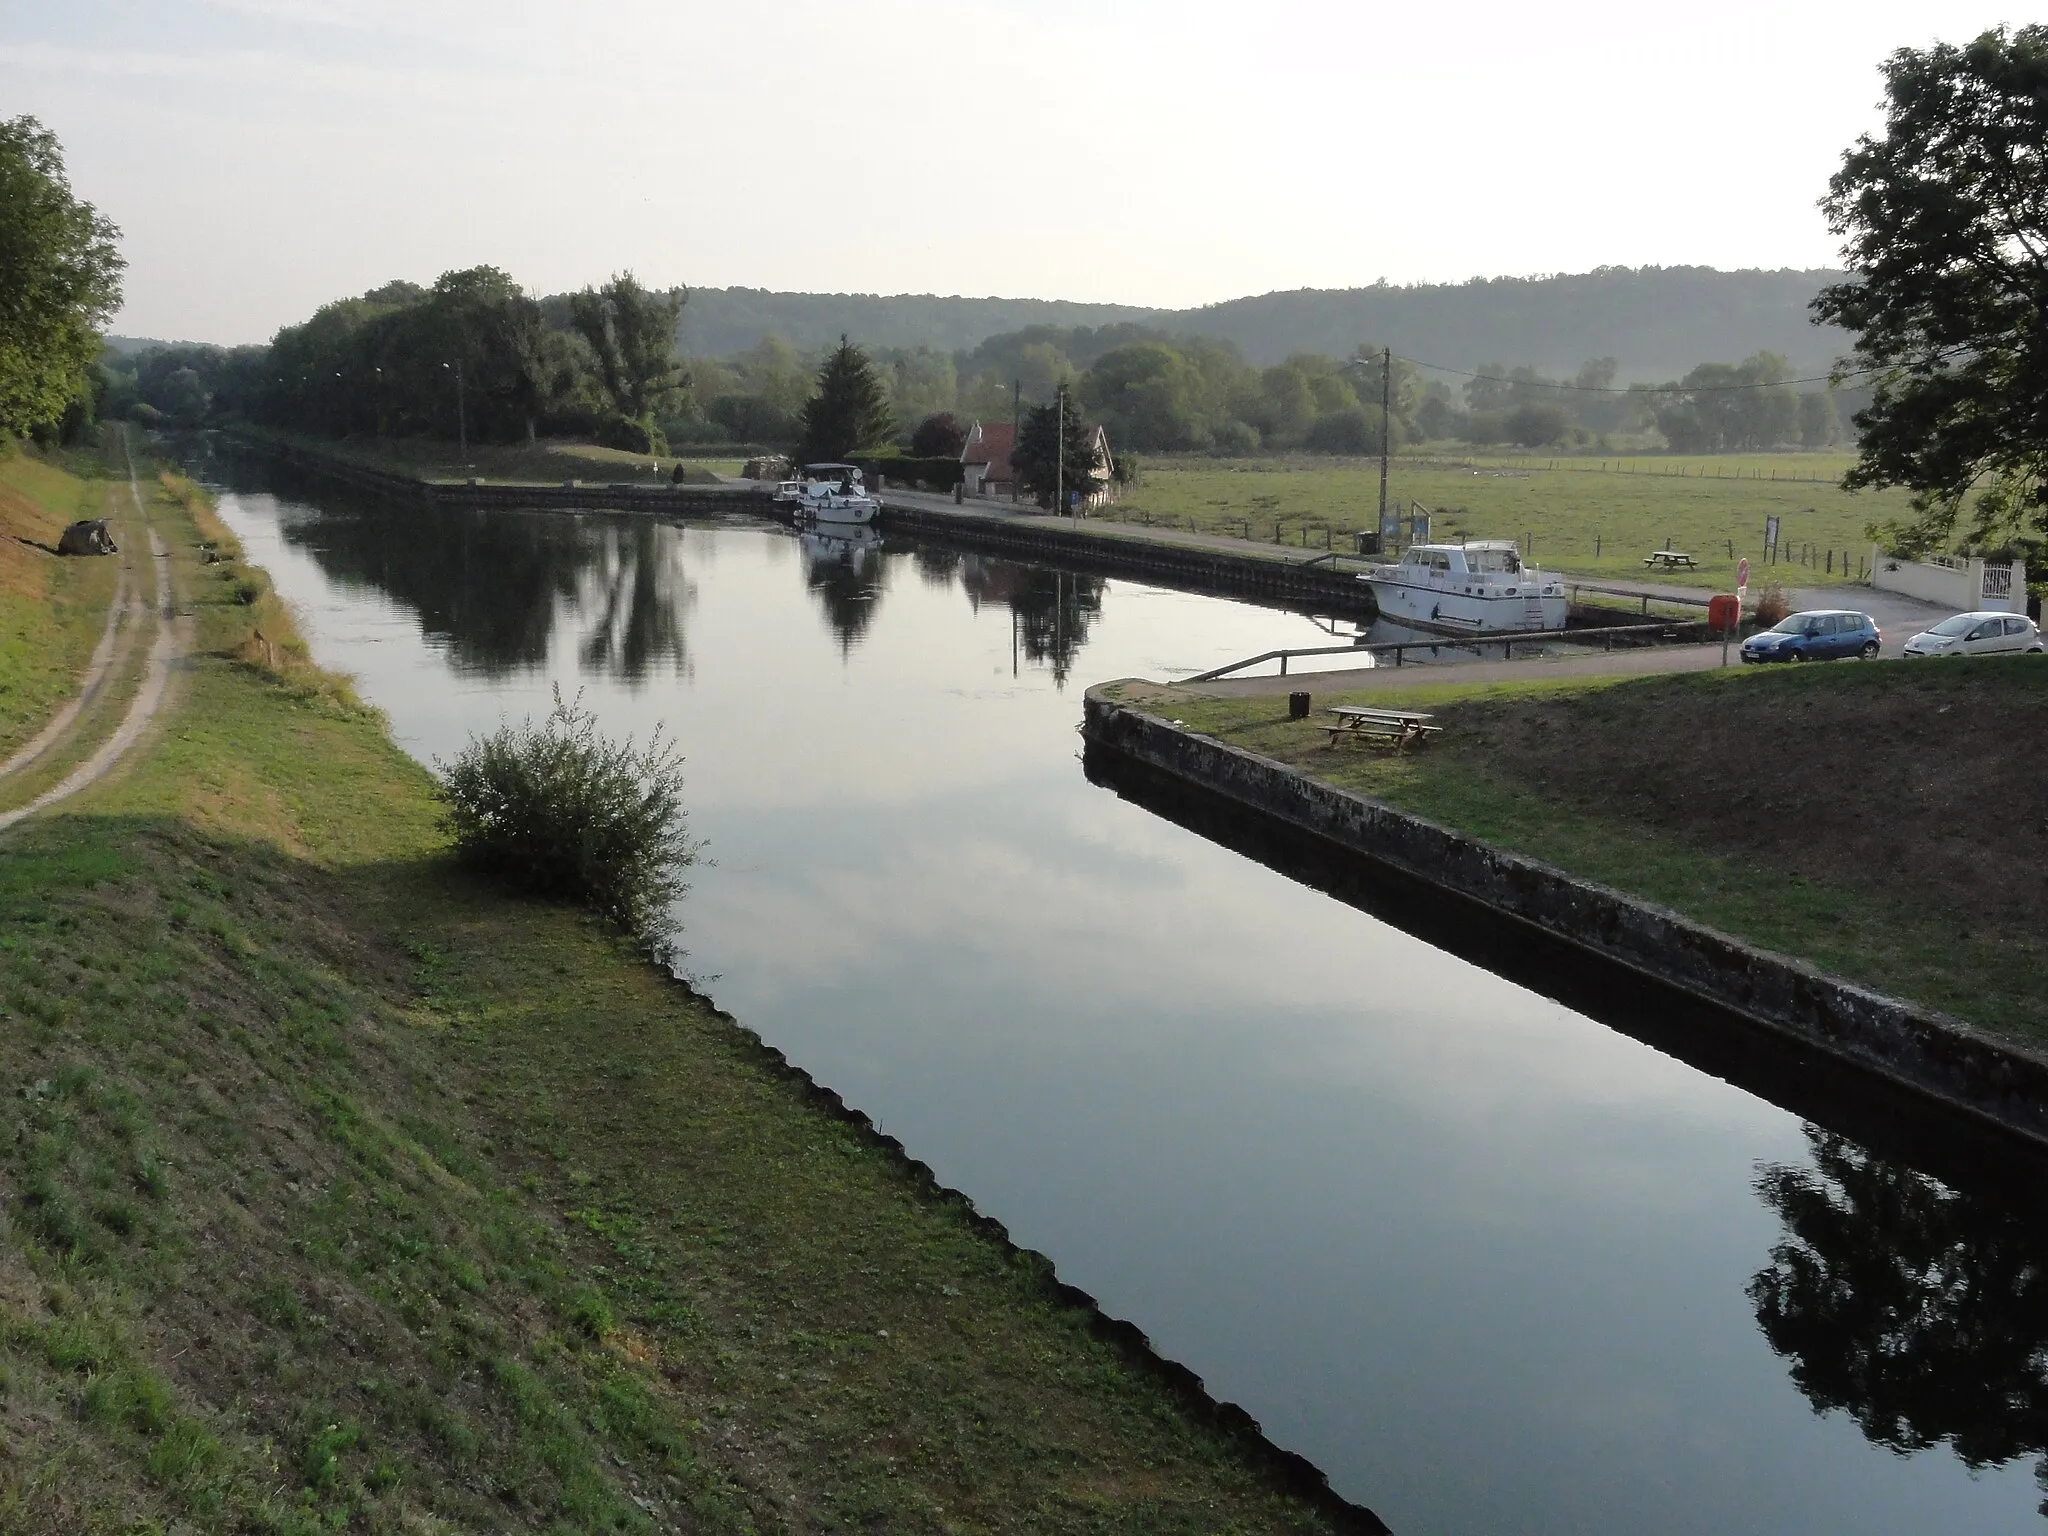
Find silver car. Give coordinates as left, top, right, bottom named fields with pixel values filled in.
left=1902, top=610, right=2046, bottom=657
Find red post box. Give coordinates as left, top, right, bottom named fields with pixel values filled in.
left=1708, top=593, right=1740, bottom=634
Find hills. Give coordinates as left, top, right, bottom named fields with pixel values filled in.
left=678, top=266, right=1850, bottom=380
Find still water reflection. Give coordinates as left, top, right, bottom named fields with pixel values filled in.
left=205, top=452, right=2048, bottom=1534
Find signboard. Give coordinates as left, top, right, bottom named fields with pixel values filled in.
left=1764, top=516, right=1780, bottom=558
left=1409, top=510, right=1431, bottom=543
left=1379, top=506, right=1401, bottom=542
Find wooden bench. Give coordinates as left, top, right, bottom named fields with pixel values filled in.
left=1325, top=706, right=1442, bottom=749
left=1643, top=550, right=1698, bottom=569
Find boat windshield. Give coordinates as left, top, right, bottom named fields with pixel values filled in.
left=1466, top=547, right=1521, bottom=574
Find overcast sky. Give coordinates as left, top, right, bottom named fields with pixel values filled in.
left=1, top=0, right=2020, bottom=345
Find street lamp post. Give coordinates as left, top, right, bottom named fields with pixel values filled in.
left=443, top=360, right=467, bottom=458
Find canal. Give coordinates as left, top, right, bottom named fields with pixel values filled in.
left=203, top=452, right=2048, bottom=1535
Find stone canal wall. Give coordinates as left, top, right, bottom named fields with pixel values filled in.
left=226, top=436, right=772, bottom=513
left=1082, top=688, right=2048, bottom=1149
left=883, top=504, right=1379, bottom=617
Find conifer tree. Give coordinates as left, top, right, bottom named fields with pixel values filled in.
left=797, top=336, right=892, bottom=461
left=1013, top=383, right=1101, bottom=511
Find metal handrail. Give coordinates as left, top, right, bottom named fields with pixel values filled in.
left=1182, top=620, right=1705, bottom=683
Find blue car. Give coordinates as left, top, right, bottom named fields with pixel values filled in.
left=1739, top=609, right=1882, bottom=663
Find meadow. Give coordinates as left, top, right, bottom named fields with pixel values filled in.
left=1114, top=452, right=1922, bottom=589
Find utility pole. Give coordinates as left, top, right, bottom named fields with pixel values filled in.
left=1011, top=378, right=1021, bottom=503
left=1378, top=345, right=1392, bottom=544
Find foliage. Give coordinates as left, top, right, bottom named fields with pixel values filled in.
left=1646, top=353, right=1799, bottom=452
left=1505, top=401, right=1573, bottom=447
left=259, top=267, right=592, bottom=444
left=567, top=271, right=687, bottom=432
left=848, top=452, right=962, bottom=490
left=1304, top=407, right=1376, bottom=454
left=796, top=335, right=892, bottom=462
left=0, top=117, right=124, bottom=438
left=1815, top=25, right=2048, bottom=559
left=1752, top=580, right=1791, bottom=626
left=437, top=688, right=696, bottom=942
left=909, top=410, right=966, bottom=457
left=1012, top=383, right=1102, bottom=507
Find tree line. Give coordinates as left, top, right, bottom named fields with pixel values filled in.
left=685, top=327, right=1853, bottom=459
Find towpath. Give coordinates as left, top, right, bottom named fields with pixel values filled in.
left=0, top=434, right=191, bottom=833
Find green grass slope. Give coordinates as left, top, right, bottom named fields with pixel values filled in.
left=0, top=455, right=1361, bottom=1533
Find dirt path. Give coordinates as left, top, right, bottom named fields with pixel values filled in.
left=0, top=484, right=145, bottom=782
left=0, top=437, right=190, bottom=833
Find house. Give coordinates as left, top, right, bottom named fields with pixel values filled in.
left=961, top=420, right=1119, bottom=509
left=961, top=421, right=1016, bottom=497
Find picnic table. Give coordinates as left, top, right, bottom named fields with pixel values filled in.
left=1643, top=549, right=1698, bottom=569
left=1325, top=706, right=1441, bottom=749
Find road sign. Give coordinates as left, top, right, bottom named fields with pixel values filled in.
left=1737, top=556, right=1750, bottom=592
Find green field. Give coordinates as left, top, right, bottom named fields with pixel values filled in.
left=1115, top=452, right=1919, bottom=589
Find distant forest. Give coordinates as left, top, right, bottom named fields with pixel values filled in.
left=99, top=265, right=1861, bottom=458
left=677, top=267, right=1850, bottom=381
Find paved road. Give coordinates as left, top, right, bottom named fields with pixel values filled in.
left=1162, top=642, right=1739, bottom=699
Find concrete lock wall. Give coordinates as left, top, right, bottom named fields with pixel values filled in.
left=1082, top=690, right=2048, bottom=1150
left=1870, top=546, right=2025, bottom=612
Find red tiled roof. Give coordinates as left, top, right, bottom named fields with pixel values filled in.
left=962, top=422, right=1015, bottom=467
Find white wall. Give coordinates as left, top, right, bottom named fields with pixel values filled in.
left=1868, top=548, right=2025, bottom=613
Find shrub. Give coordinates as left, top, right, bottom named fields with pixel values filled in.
left=1753, top=580, right=1791, bottom=626
left=437, top=689, right=697, bottom=942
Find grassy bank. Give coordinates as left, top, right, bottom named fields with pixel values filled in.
left=1123, top=658, right=2048, bottom=1045
left=0, top=447, right=127, bottom=759
left=0, top=448, right=1361, bottom=1531
left=228, top=425, right=725, bottom=487
left=1115, top=453, right=1916, bottom=589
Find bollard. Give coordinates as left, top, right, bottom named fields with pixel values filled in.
left=1288, top=691, right=1310, bottom=720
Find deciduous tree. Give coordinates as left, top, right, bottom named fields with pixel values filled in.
left=0, top=117, right=123, bottom=437
left=569, top=271, right=688, bottom=432
left=1815, top=26, right=2048, bottom=553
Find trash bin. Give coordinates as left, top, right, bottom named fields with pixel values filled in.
left=1288, top=691, right=1310, bottom=720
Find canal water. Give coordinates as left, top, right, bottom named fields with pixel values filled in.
left=204, top=454, right=2048, bottom=1535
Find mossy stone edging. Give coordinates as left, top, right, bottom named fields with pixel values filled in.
left=1082, top=686, right=2048, bottom=1150
left=662, top=972, right=1392, bottom=1536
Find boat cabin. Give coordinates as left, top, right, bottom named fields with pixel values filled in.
left=1397, top=540, right=1523, bottom=578
left=801, top=462, right=864, bottom=493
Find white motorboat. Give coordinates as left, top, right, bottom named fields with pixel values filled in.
left=1360, top=540, right=1567, bottom=633
left=795, top=462, right=881, bottom=526
left=770, top=479, right=804, bottom=507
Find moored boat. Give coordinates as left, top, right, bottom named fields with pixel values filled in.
left=1360, top=540, right=1566, bottom=633
left=794, top=462, right=881, bottom=526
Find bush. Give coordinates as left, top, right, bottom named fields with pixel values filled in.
left=437, top=690, right=697, bottom=942
left=1305, top=408, right=1374, bottom=454
left=594, top=413, right=667, bottom=455
left=1209, top=419, right=1261, bottom=455
left=1753, top=580, right=1791, bottom=626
